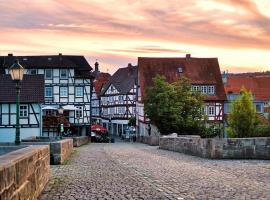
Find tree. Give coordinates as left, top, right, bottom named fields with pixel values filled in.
left=144, top=75, right=205, bottom=135
left=228, top=88, right=257, bottom=137
left=128, top=117, right=136, bottom=126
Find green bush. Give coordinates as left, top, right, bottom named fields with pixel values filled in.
left=201, top=123, right=223, bottom=138
left=254, top=125, right=270, bottom=137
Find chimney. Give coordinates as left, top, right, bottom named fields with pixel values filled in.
left=128, top=63, right=132, bottom=68
left=94, top=60, right=100, bottom=76
left=186, top=54, right=191, bottom=61
left=59, top=53, right=62, bottom=56
left=8, top=53, right=13, bottom=57
left=222, top=70, right=228, bottom=85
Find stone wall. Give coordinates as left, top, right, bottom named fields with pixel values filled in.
left=160, top=136, right=270, bottom=159
left=139, top=136, right=160, bottom=146
left=0, top=145, right=50, bottom=200
left=64, top=136, right=89, bottom=147
left=22, top=138, right=73, bottom=165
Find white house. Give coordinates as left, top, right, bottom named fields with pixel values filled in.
left=1, top=54, right=94, bottom=137
left=0, top=75, right=44, bottom=142
left=100, top=64, right=137, bottom=136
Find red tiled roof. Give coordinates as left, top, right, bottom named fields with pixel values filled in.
left=94, top=72, right=111, bottom=96
left=225, top=75, right=270, bottom=101
left=138, top=56, right=226, bottom=102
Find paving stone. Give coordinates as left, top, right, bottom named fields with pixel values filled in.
left=39, top=143, right=270, bottom=199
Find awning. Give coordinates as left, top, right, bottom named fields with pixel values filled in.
left=62, top=105, right=79, bottom=111
left=91, top=124, right=108, bottom=134
left=42, top=105, right=58, bottom=110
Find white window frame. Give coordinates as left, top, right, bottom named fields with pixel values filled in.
left=76, top=106, right=83, bottom=118
left=45, top=69, right=52, bottom=79
left=201, top=86, right=208, bottom=94
left=75, top=87, right=84, bottom=97
left=60, top=87, right=68, bottom=97
left=192, top=85, right=200, bottom=92
left=19, top=105, right=28, bottom=118
left=208, top=85, right=215, bottom=95
left=45, top=87, right=53, bottom=97
left=208, top=106, right=215, bottom=116
left=60, top=69, right=68, bottom=79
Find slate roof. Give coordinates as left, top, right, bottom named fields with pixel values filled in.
left=100, top=64, right=137, bottom=95
left=94, top=72, right=111, bottom=96
left=0, top=54, right=93, bottom=78
left=0, top=74, right=44, bottom=103
left=138, top=56, right=226, bottom=102
left=225, top=75, right=270, bottom=101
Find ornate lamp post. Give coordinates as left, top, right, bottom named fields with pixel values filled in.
left=9, top=60, right=24, bottom=145
left=76, top=116, right=80, bottom=136
left=58, top=106, right=64, bottom=138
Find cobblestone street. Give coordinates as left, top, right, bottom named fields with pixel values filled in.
left=39, top=142, right=270, bottom=200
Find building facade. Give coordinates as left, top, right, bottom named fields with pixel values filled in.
left=100, top=64, right=137, bottom=136
left=137, top=55, right=227, bottom=136
left=0, top=75, right=44, bottom=142
left=223, top=72, right=270, bottom=120
left=92, top=69, right=111, bottom=124
left=0, top=54, right=93, bottom=137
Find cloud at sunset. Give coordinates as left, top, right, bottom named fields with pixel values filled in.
left=0, top=0, right=269, bottom=73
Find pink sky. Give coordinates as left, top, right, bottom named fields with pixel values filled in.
left=0, top=0, right=270, bottom=74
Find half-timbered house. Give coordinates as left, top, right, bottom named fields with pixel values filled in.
left=0, top=54, right=93, bottom=136
left=137, top=55, right=227, bottom=136
left=0, top=74, right=44, bottom=142
left=100, top=64, right=137, bottom=136
left=92, top=70, right=111, bottom=124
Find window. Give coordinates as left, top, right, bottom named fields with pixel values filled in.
left=60, top=87, right=68, bottom=97
left=76, top=106, right=83, bottom=118
left=19, top=105, right=28, bottom=117
left=60, top=69, right=68, bottom=78
left=192, top=85, right=200, bottom=92
left=208, top=106, right=215, bottom=116
left=45, top=69, right=52, bottom=79
left=29, top=69, right=37, bottom=75
left=75, top=87, right=83, bottom=97
left=119, top=95, right=124, bottom=103
left=45, top=87, right=53, bottom=97
left=256, top=104, right=262, bottom=113
left=201, top=86, right=208, bottom=94
left=208, top=86, right=215, bottom=95
left=109, top=107, right=115, bottom=114
left=118, top=107, right=125, bottom=114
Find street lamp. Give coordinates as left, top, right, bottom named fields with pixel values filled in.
left=9, top=59, right=24, bottom=145
left=58, top=106, right=64, bottom=138
left=76, top=116, right=80, bottom=136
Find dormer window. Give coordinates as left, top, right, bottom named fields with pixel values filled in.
left=48, top=57, right=52, bottom=61
left=178, top=67, right=183, bottom=73
left=201, top=86, right=208, bottom=94
left=208, top=85, right=215, bottom=95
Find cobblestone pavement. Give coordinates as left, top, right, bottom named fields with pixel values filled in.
left=39, top=142, right=270, bottom=200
